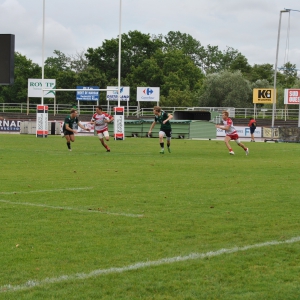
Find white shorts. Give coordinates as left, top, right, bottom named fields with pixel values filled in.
left=97, top=131, right=109, bottom=139
left=159, top=131, right=166, bottom=137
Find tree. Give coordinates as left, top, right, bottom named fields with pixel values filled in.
left=220, top=47, right=240, bottom=70
left=160, top=89, right=198, bottom=107
left=0, top=52, right=41, bottom=103
left=44, top=50, right=71, bottom=71
left=277, top=62, right=298, bottom=88
left=200, top=45, right=223, bottom=74
left=86, top=30, right=163, bottom=81
left=229, top=53, right=251, bottom=74
left=198, top=70, right=252, bottom=107
left=127, top=49, right=204, bottom=106
left=70, top=50, right=88, bottom=73
left=249, top=63, right=274, bottom=83
left=161, top=31, right=205, bottom=68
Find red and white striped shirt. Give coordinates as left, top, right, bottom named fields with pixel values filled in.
left=222, top=117, right=237, bottom=135
left=91, top=112, right=112, bottom=132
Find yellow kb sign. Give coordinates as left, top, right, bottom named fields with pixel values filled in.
left=253, top=88, right=275, bottom=104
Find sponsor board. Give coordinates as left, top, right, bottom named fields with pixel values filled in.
left=114, top=107, right=124, bottom=140
left=253, top=88, right=275, bottom=104
left=216, top=126, right=262, bottom=138
left=284, top=89, right=300, bottom=105
left=28, top=79, right=56, bottom=98
left=36, top=105, right=48, bottom=137
left=0, top=119, right=21, bottom=132
left=106, top=86, right=130, bottom=101
left=76, top=86, right=99, bottom=101
left=136, top=87, right=160, bottom=102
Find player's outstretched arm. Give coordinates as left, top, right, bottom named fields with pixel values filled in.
left=78, top=122, right=90, bottom=131
left=148, top=121, right=156, bottom=134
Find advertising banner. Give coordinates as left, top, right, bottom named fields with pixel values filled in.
left=216, top=126, right=262, bottom=138
left=136, top=87, right=160, bottom=102
left=114, top=107, right=124, bottom=140
left=0, top=119, right=21, bottom=132
left=76, top=86, right=99, bottom=101
left=284, top=89, right=300, bottom=104
left=106, top=86, right=130, bottom=101
left=28, top=79, right=56, bottom=98
left=36, top=105, right=48, bottom=137
left=253, top=88, right=275, bottom=104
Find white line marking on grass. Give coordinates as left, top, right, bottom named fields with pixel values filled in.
left=1, top=236, right=300, bottom=293
left=0, top=200, right=143, bottom=218
left=0, top=187, right=94, bottom=195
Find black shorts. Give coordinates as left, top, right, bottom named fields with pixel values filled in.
left=161, top=129, right=172, bottom=138
left=63, top=130, right=74, bottom=136
left=250, top=127, right=256, bottom=134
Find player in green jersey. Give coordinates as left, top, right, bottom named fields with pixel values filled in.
left=148, top=106, right=173, bottom=154
left=63, top=109, right=90, bottom=151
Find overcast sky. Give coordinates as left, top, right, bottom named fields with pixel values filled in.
left=1, top=0, right=300, bottom=70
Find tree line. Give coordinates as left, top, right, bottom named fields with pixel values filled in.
left=0, top=30, right=299, bottom=108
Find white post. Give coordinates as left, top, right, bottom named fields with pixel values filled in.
left=117, top=0, right=122, bottom=107
left=41, top=0, right=45, bottom=106
left=113, top=0, right=125, bottom=140
left=272, top=9, right=290, bottom=132
left=54, top=96, right=56, bottom=116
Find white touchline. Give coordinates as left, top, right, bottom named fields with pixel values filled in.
left=1, top=236, right=300, bottom=293
left=0, top=187, right=94, bottom=195
left=0, top=199, right=143, bottom=218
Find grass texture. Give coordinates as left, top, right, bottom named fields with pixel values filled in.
left=0, top=134, right=300, bottom=299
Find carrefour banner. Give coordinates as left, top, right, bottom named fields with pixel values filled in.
left=28, top=79, right=56, bottom=98
left=284, top=89, right=300, bottom=104
left=106, top=86, right=130, bottom=101
left=136, top=87, right=160, bottom=102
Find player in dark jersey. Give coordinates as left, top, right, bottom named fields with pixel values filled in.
left=63, top=109, right=90, bottom=151
left=148, top=106, right=173, bottom=154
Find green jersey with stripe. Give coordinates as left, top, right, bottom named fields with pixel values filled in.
left=155, top=111, right=171, bottom=131
left=63, top=115, right=79, bottom=131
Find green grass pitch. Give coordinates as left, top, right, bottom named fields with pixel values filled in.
left=0, top=134, right=300, bottom=299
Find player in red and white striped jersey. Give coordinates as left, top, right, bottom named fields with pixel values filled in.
left=215, top=111, right=249, bottom=156
left=91, top=106, right=114, bottom=152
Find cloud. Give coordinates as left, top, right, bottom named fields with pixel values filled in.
left=1, top=0, right=300, bottom=70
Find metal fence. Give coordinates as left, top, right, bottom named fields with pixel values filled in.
left=0, top=103, right=299, bottom=120
left=136, top=106, right=300, bottom=120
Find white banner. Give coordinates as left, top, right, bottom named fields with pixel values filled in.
left=284, top=89, right=300, bottom=104
left=36, top=105, right=48, bottom=137
left=136, top=87, right=160, bottom=102
left=28, top=79, right=56, bottom=98
left=114, top=107, right=125, bottom=140
left=106, top=86, right=130, bottom=101
left=216, top=126, right=262, bottom=138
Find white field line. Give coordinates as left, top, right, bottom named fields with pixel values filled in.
left=0, top=199, right=143, bottom=218
left=1, top=236, right=300, bottom=293
left=0, top=187, right=94, bottom=195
